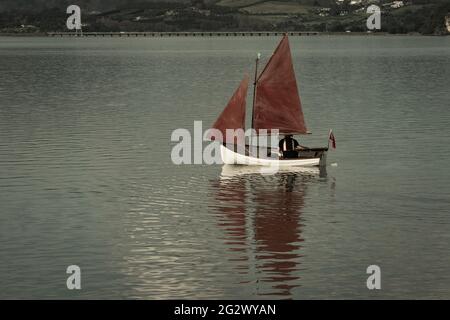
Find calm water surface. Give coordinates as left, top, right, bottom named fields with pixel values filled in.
left=0, top=36, right=449, bottom=299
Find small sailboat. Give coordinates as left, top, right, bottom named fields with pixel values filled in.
left=210, top=34, right=330, bottom=167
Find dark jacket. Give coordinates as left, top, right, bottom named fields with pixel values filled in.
left=279, top=137, right=299, bottom=158
left=279, top=137, right=299, bottom=151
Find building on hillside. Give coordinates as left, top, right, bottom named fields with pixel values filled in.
left=391, top=1, right=404, bottom=8
left=446, top=15, right=450, bottom=33
left=318, top=7, right=331, bottom=16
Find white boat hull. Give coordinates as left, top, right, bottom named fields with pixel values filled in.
left=220, top=144, right=325, bottom=167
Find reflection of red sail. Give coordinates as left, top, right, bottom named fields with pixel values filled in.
left=210, top=173, right=306, bottom=298
left=253, top=35, right=307, bottom=135
left=253, top=175, right=304, bottom=296
left=210, top=179, right=249, bottom=272
left=209, top=75, right=249, bottom=144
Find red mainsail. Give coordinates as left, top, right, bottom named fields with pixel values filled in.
left=253, top=35, right=308, bottom=135
left=209, top=75, right=249, bottom=143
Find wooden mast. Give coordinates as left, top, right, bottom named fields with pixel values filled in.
left=251, top=53, right=260, bottom=130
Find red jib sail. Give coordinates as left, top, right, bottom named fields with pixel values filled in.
left=253, top=35, right=308, bottom=135
left=209, top=75, right=249, bottom=143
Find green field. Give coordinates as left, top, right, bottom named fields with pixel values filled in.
left=216, top=0, right=266, bottom=7
left=240, top=1, right=312, bottom=15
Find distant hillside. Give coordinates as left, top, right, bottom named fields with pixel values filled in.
left=216, top=0, right=335, bottom=7
left=0, top=0, right=189, bottom=13
left=0, top=0, right=449, bottom=34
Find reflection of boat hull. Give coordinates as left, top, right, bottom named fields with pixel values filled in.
left=220, top=144, right=326, bottom=167
left=220, top=164, right=321, bottom=179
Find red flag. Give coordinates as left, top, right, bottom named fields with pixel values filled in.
left=328, top=130, right=336, bottom=149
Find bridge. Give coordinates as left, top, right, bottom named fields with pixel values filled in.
left=47, top=31, right=322, bottom=37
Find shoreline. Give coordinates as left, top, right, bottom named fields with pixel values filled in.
left=0, top=31, right=447, bottom=37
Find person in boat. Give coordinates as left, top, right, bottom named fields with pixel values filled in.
left=279, top=135, right=304, bottom=159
